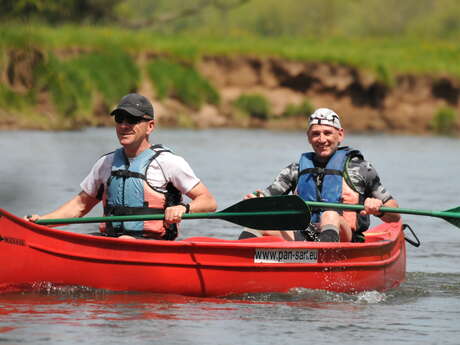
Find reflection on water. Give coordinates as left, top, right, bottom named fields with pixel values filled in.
left=0, top=275, right=459, bottom=344
left=1, top=271, right=459, bottom=344
left=1, top=128, right=460, bottom=345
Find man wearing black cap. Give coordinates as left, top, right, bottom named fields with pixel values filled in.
left=28, top=93, right=217, bottom=240
left=242, top=108, right=400, bottom=242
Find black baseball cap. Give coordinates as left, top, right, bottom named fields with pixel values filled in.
left=110, top=93, right=154, bottom=119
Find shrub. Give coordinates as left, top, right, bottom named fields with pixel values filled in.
left=431, top=106, right=458, bottom=135
left=0, top=83, right=36, bottom=111
left=282, top=100, right=314, bottom=117
left=74, top=51, right=139, bottom=105
left=233, top=93, right=271, bottom=120
left=375, top=64, right=395, bottom=88
left=35, top=50, right=139, bottom=118
left=147, top=59, right=219, bottom=109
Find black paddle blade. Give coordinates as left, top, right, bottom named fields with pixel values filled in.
left=444, top=207, right=460, bottom=228
left=219, top=195, right=310, bottom=230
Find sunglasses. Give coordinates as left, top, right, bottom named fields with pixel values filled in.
left=114, top=113, right=150, bottom=125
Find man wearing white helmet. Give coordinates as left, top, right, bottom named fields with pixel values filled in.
left=243, top=108, right=400, bottom=242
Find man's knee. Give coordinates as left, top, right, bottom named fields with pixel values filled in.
left=320, top=210, right=341, bottom=224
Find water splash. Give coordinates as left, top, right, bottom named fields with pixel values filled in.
left=230, top=287, right=388, bottom=305
left=29, top=281, right=109, bottom=298
left=354, top=290, right=386, bottom=304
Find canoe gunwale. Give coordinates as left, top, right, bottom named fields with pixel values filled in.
left=1, top=207, right=400, bottom=250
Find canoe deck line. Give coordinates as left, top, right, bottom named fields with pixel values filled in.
left=0, top=208, right=406, bottom=297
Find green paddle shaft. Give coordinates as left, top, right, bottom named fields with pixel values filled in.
left=35, top=210, right=300, bottom=224
left=34, top=196, right=460, bottom=229
left=305, top=201, right=460, bottom=228
left=35, top=195, right=311, bottom=231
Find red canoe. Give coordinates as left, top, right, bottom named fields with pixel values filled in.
left=0, top=208, right=405, bottom=296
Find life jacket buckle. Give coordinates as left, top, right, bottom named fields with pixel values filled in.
left=315, top=167, right=325, bottom=176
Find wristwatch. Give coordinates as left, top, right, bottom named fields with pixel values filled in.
left=180, top=203, right=190, bottom=213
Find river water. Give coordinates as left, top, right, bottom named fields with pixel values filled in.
left=1, top=128, right=460, bottom=344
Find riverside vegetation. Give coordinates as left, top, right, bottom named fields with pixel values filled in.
left=1, top=24, right=460, bottom=134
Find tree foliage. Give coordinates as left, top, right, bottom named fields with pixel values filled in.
left=0, top=0, right=123, bottom=23
left=115, top=0, right=250, bottom=29
left=2, top=0, right=460, bottom=39
left=196, top=0, right=460, bottom=38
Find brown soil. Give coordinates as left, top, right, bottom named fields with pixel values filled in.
left=197, top=56, right=460, bottom=134
left=4, top=48, right=43, bottom=93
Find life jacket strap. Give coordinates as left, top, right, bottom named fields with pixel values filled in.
left=111, top=170, right=146, bottom=180
left=298, top=167, right=342, bottom=177
left=103, top=229, right=171, bottom=240
left=104, top=205, right=164, bottom=216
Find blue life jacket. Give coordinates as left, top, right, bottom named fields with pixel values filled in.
left=103, top=144, right=181, bottom=239
left=296, top=147, right=362, bottom=223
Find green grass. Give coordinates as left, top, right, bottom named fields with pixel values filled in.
left=0, top=84, right=36, bottom=111
left=234, top=93, right=271, bottom=120
left=147, top=58, right=219, bottom=109
left=73, top=51, right=139, bottom=105
left=33, top=50, right=139, bottom=121
left=431, top=107, right=458, bottom=135
left=3, top=24, right=460, bottom=79
left=282, top=100, right=314, bottom=118
left=0, top=25, right=45, bottom=50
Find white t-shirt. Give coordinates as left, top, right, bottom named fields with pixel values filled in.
left=80, top=149, right=201, bottom=198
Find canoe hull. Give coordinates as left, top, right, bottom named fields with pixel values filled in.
left=0, top=209, right=405, bottom=296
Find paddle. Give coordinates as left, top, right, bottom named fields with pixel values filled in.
left=35, top=195, right=311, bottom=230
left=304, top=201, right=460, bottom=228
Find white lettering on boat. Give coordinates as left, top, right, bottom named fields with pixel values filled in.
left=254, top=248, right=318, bottom=263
